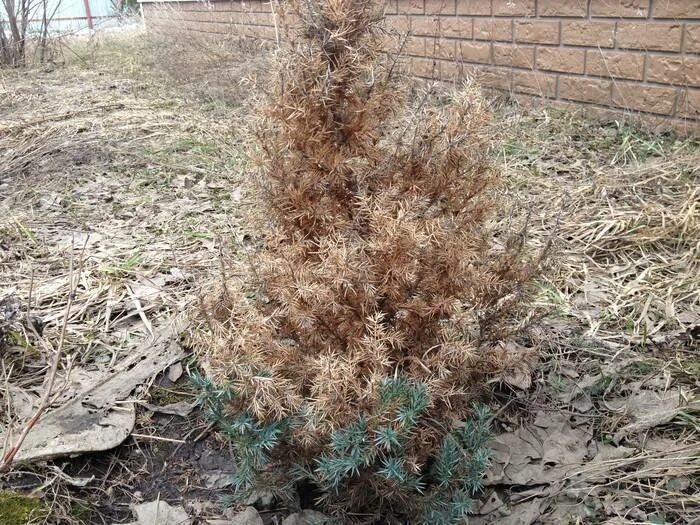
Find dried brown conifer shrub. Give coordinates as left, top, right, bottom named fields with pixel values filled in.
left=197, top=0, right=544, bottom=520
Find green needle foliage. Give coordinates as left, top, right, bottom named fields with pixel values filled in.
left=195, top=371, right=492, bottom=523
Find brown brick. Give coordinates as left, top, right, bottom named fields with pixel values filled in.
left=425, top=38, right=457, bottom=59
left=456, top=0, right=490, bottom=15
left=238, top=13, right=271, bottom=24
left=493, top=44, right=535, bottom=68
left=647, top=55, right=700, bottom=87
left=538, top=0, right=587, bottom=16
left=653, top=1, right=700, bottom=18
left=551, top=99, right=588, bottom=114
left=493, top=0, right=535, bottom=16
left=590, top=0, right=649, bottom=18
left=241, top=1, right=258, bottom=13
left=224, top=2, right=242, bottom=13
left=222, top=1, right=241, bottom=13
left=425, top=0, right=456, bottom=14
left=512, top=71, right=557, bottom=97
left=685, top=24, right=700, bottom=53
left=405, top=35, right=427, bottom=55
left=440, top=16, right=473, bottom=38
left=513, top=93, right=536, bottom=109
left=174, top=4, right=199, bottom=13
left=676, top=88, right=700, bottom=119
left=472, top=66, right=512, bottom=90
left=257, top=13, right=275, bottom=24
left=586, top=49, right=645, bottom=80
left=406, top=0, right=425, bottom=14
left=440, top=60, right=466, bottom=81
left=671, top=119, right=700, bottom=138
left=240, top=25, right=261, bottom=37
left=410, top=57, right=439, bottom=78
left=515, top=20, right=560, bottom=44
left=387, top=15, right=411, bottom=33
left=380, top=30, right=401, bottom=53
left=616, top=22, right=682, bottom=51
left=612, top=83, right=678, bottom=114
left=559, top=76, right=612, bottom=104
left=255, top=25, right=277, bottom=38
left=181, top=11, right=213, bottom=22
left=473, top=19, right=512, bottom=41
left=258, top=1, right=274, bottom=13
left=411, top=16, right=440, bottom=36
left=582, top=105, right=626, bottom=125
left=385, top=0, right=399, bottom=15
left=257, top=1, right=273, bottom=13
left=442, top=63, right=511, bottom=90
left=244, top=1, right=261, bottom=12
left=536, top=47, right=585, bottom=73
left=561, top=21, right=615, bottom=47
left=458, top=41, right=492, bottom=63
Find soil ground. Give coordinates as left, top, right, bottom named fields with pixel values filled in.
left=0, top=31, right=698, bottom=524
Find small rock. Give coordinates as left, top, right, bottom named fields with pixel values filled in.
left=224, top=506, right=263, bottom=525
left=282, top=510, right=333, bottom=525
left=167, top=362, right=184, bottom=382
left=38, top=193, right=62, bottom=209
left=131, top=500, right=191, bottom=525
left=203, top=470, right=235, bottom=489
left=244, top=489, right=275, bottom=509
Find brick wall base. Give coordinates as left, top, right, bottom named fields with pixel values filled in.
left=140, top=0, right=700, bottom=135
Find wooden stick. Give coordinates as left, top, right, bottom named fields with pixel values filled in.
left=130, top=433, right=186, bottom=444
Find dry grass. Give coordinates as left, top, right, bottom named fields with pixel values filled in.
left=0, top=61, right=243, bottom=357
left=0, top=27, right=697, bottom=524
left=0, top=32, right=253, bottom=521
left=496, top=110, right=699, bottom=345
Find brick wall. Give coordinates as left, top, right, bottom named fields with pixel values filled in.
left=140, top=0, right=700, bottom=134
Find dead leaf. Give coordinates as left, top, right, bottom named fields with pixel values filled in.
left=543, top=496, right=599, bottom=523
left=492, top=342, right=538, bottom=390
left=606, top=388, right=699, bottom=442
left=168, top=267, right=192, bottom=283
left=167, top=361, right=183, bottom=382
left=203, top=471, right=235, bottom=489
left=130, top=500, right=191, bottom=525
left=47, top=465, right=95, bottom=487
left=141, top=400, right=195, bottom=417
left=486, top=411, right=594, bottom=492
left=7, top=384, right=39, bottom=420
left=471, top=498, right=543, bottom=525
left=500, top=367, right=532, bottom=390
left=591, top=444, right=636, bottom=463
left=476, top=490, right=504, bottom=515
left=2, top=316, right=188, bottom=464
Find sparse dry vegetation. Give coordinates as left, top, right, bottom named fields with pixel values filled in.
left=0, top=10, right=698, bottom=524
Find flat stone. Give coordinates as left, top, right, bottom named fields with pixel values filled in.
left=282, top=510, right=333, bottom=525
left=224, top=506, right=263, bottom=525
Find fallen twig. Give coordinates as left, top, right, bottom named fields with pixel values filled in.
left=131, top=433, right=186, bottom=444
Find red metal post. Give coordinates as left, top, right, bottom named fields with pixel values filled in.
left=82, top=0, right=94, bottom=30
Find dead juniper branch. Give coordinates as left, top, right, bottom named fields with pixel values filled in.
left=196, top=0, right=545, bottom=521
